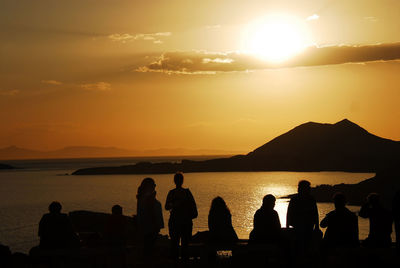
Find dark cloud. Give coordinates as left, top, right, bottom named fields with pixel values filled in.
left=136, top=42, right=400, bottom=74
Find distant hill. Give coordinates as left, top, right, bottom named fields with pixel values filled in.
left=0, top=145, right=241, bottom=160
left=301, top=170, right=400, bottom=207
left=73, top=119, right=400, bottom=175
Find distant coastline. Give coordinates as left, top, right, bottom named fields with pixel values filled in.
left=0, top=163, right=14, bottom=169
left=0, top=145, right=242, bottom=161
left=72, top=119, right=400, bottom=175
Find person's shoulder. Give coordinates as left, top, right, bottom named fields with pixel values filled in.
left=40, top=213, right=52, bottom=221
left=167, top=188, right=177, bottom=196
left=326, top=210, right=336, bottom=217
left=254, top=208, right=263, bottom=216
left=289, top=194, right=299, bottom=202
left=308, top=194, right=316, bottom=202
left=344, top=207, right=356, bottom=215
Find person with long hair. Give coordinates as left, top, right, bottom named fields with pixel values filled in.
left=208, top=196, right=238, bottom=244
left=136, top=177, right=164, bottom=256
left=249, top=194, right=281, bottom=244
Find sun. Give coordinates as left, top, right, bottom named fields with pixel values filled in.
left=243, top=14, right=312, bottom=62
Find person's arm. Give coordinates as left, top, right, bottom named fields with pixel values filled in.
left=38, top=216, right=44, bottom=237
left=208, top=213, right=214, bottom=231
left=313, top=199, right=320, bottom=230
left=165, top=190, right=173, bottom=211
left=353, top=214, right=360, bottom=246
left=320, top=213, right=329, bottom=228
left=274, top=210, right=281, bottom=229
left=253, top=210, right=261, bottom=230
left=359, top=203, right=370, bottom=218
left=187, top=189, right=198, bottom=218
left=156, top=201, right=164, bottom=230
left=286, top=199, right=294, bottom=228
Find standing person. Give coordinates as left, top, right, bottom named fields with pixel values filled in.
left=208, top=196, right=238, bottom=244
left=320, top=193, right=359, bottom=248
left=249, top=194, right=281, bottom=244
left=286, top=180, right=320, bottom=254
left=136, top=178, right=164, bottom=256
left=165, top=172, right=198, bottom=261
left=359, top=193, right=392, bottom=248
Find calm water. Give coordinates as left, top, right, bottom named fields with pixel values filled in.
left=0, top=157, right=375, bottom=253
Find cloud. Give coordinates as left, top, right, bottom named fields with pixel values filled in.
left=136, top=42, right=400, bottom=74
left=80, top=82, right=111, bottom=91
left=364, top=16, right=378, bottom=22
left=306, top=14, right=320, bottom=21
left=0, top=89, right=19, bottom=96
left=136, top=51, right=266, bottom=74
left=41, top=80, right=62, bottom=85
left=108, top=32, right=171, bottom=44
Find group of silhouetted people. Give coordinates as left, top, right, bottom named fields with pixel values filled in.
left=34, top=173, right=400, bottom=263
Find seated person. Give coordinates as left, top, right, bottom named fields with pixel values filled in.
left=104, top=205, right=128, bottom=247
left=38, top=201, right=79, bottom=249
left=320, top=193, right=359, bottom=248
left=359, top=193, right=393, bottom=248
left=249, top=194, right=281, bottom=244
left=208, top=197, right=238, bottom=244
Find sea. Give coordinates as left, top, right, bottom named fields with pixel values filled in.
left=0, top=156, right=378, bottom=253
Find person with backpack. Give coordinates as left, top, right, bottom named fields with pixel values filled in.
left=165, top=172, right=198, bottom=261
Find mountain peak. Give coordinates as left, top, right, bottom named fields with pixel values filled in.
left=333, top=119, right=368, bottom=133
left=334, top=118, right=356, bottom=126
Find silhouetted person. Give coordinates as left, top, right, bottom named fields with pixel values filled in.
left=105, top=205, right=128, bottom=247
left=320, top=193, right=359, bottom=248
left=249, top=194, right=281, bottom=244
left=165, top=172, right=198, bottom=260
left=38, top=201, right=79, bottom=249
left=286, top=180, right=319, bottom=254
left=359, top=193, right=393, bottom=248
left=393, top=190, right=400, bottom=252
left=208, top=196, right=238, bottom=244
left=137, top=178, right=164, bottom=256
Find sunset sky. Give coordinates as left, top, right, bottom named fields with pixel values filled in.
left=1, top=0, right=400, bottom=153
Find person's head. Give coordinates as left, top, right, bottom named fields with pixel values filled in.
left=298, top=180, right=311, bottom=195
left=262, top=194, right=276, bottom=210
left=137, top=177, right=156, bottom=199
left=367, top=193, right=381, bottom=208
left=174, top=172, right=184, bottom=188
left=48, top=201, right=62, bottom=213
left=333, top=192, right=346, bottom=209
left=112, top=205, right=123, bottom=215
left=210, top=196, right=230, bottom=215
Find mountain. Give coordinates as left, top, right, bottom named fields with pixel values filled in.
left=73, top=119, right=400, bottom=175
left=246, top=119, right=400, bottom=171
left=0, top=145, right=240, bottom=160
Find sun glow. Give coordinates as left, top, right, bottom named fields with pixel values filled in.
left=243, top=14, right=312, bottom=62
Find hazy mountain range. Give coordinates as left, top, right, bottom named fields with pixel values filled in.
left=73, top=119, right=400, bottom=175
left=0, top=146, right=242, bottom=160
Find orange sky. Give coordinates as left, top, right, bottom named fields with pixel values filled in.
left=1, top=0, right=400, bottom=152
